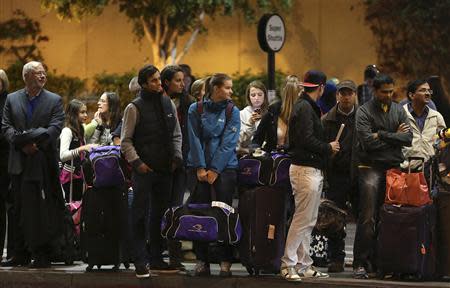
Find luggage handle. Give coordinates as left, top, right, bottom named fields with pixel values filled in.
left=187, top=176, right=217, bottom=203
left=69, top=158, right=74, bottom=203
left=407, top=157, right=432, bottom=199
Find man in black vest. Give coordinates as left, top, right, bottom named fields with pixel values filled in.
left=121, top=64, right=182, bottom=278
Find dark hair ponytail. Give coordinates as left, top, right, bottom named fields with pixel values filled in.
left=204, top=73, right=231, bottom=99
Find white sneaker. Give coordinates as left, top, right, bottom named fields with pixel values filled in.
left=280, top=266, right=302, bottom=282
left=298, top=266, right=329, bottom=278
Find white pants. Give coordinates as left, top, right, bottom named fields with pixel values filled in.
left=281, top=165, right=323, bottom=270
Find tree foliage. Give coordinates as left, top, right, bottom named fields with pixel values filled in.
left=41, top=0, right=291, bottom=67
left=0, top=9, right=49, bottom=63
left=363, top=0, right=450, bottom=89
left=92, top=70, right=137, bottom=111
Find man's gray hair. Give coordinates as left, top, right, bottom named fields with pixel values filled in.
left=129, top=76, right=141, bottom=93
left=22, top=61, right=43, bottom=81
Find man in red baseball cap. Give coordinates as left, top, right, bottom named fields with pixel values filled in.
left=280, top=70, right=339, bottom=281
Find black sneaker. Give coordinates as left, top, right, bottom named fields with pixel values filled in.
left=328, top=261, right=345, bottom=273
left=135, top=265, right=150, bottom=279
left=28, top=257, right=51, bottom=269
left=169, top=261, right=186, bottom=271
left=149, top=260, right=179, bottom=273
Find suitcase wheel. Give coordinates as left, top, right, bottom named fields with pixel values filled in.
left=124, top=262, right=130, bottom=269
left=86, top=265, right=93, bottom=272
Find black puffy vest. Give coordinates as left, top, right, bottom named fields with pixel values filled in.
left=132, top=93, right=176, bottom=172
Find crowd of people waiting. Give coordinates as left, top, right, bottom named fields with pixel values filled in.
left=0, top=61, right=448, bottom=282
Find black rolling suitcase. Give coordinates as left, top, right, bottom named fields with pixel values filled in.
left=436, top=189, right=450, bottom=277
left=238, top=186, right=287, bottom=275
left=80, top=185, right=126, bottom=271
left=377, top=203, right=437, bottom=279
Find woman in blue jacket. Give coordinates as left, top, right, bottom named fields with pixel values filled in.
left=187, top=73, right=240, bottom=277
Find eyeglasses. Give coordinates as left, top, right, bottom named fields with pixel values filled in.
left=415, top=88, right=433, bottom=95
left=33, top=71, right=47, bottom=76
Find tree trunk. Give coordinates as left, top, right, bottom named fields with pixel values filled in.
left=141, top=12, right=205, bottom=68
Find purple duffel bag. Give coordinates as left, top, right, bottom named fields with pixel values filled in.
left=161, top=202, right=242, bottom=244
left=89, top=145, right=125, bottom=188
left=238, top=152, right=291, bottom=187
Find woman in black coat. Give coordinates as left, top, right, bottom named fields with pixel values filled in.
left=252, top=75, right=301, bottom=152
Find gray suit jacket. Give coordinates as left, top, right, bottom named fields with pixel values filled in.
left=1, top=88, right=64, bottom=175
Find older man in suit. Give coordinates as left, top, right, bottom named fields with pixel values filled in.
left=1, top=61, right=64, bottom=268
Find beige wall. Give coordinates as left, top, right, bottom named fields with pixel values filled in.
left=0, top=0, right=377, bottom=85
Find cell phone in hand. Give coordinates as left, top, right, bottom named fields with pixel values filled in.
left=254, top=108, right=261, bottom=114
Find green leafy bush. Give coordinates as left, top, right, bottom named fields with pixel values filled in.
left=92, top=71, right=137, bottom=111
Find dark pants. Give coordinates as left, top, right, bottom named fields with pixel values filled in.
left=0, top=174, right=13, bottom=259
left=171, top=166, right=186, bottom=206
left=131, top=171, right=172, bottom=266
left=189, top=169, right=236, bottom=264
left=325, top=172, right=351, bottom=263
left=9, top=175, right=30, bottom=260
left=167, top=166, right=187, bottom=265
left=353, top=167, right=386, bottom=270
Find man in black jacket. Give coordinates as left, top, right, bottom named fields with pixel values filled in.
left=322, top=80, right=358, bottom=273
left=353, top=74, right=412, bottom=279
left=121, top=64, right=182, bottom=278
left=280, top=70, right=340, bottom=282
left=2, top=61, right=65, bottom=268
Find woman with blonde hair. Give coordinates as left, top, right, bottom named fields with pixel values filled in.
left=252, top=75, right=301, bottom=152
left=190, top=78, right=206, bottom=101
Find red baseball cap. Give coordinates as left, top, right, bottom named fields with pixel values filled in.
left=300, top=70, right=327, bottom=87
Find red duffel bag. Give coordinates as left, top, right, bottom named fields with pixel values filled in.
left=385, top=157, right=432, bottom=206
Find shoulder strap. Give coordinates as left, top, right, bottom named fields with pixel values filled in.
left=197, top=100, right=203, bottom=115
left=225, top=102, right=234, bottom=124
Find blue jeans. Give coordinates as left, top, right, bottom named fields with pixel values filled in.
left=188, top=168, right=237, bottom=263
left=131, top=171, right=172, bottom=266
left=353, top=166, right=386, bottom=270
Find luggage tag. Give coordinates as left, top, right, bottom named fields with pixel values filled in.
left=267, top=224, right=275, bottom=240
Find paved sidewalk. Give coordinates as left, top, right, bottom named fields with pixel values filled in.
left=1, top=224, right=449, bottom=287
left=0, top=262, right=449, bottom=288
